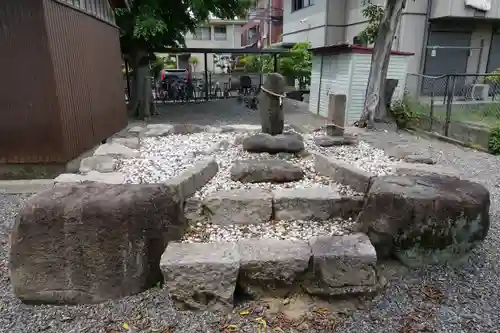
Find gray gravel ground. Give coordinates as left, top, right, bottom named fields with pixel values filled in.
left=1, top=102, right=499, bottom=332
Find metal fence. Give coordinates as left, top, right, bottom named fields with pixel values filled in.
left=149, top=70, right=264, bottom=103
left=405, top=73, right=500, bottom=142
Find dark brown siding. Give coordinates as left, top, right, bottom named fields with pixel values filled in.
left=44, top=0, right=127, bottom=161
left=0, top=0, right=126, bottom=165
left=0, top=0, right=63, bottom=163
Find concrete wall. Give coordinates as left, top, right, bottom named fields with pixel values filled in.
left=184, top=22, right=244, bottom=73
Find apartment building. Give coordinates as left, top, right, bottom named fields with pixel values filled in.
left=241, top=0, right=284, bottom=48
left=283, top=0, right=500, bottom=94
left=184, top=19, right=246, bottom=73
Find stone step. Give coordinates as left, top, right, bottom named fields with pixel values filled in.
left=201, top=187, right=364, bottom=225
left=160, top=233, right=381, bottom=311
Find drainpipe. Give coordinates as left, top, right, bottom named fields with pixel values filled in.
left=417, top=0, right=433, bottom=94
left=418, top=0, right=433, bottom=75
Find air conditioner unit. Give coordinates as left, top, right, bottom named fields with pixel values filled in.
left=464, top=0, right=491, bottom=12
left=466, top=83, right=490, bottom=100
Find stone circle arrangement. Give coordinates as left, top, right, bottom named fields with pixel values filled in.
left=9, top=74, right=491, bottom=311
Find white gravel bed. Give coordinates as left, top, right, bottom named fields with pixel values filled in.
left=306, top=130, right=399, bottom=176
left=117, top=127, right=396, bottom=197
left=182, top=218, right=356, bottom=243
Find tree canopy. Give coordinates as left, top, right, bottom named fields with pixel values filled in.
left=115, top=0, right=253, bottom=59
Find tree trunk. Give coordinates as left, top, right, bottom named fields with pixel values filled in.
left=358, top=0, right=406, bottom=128
left=129, top=50, right=157, bottom=120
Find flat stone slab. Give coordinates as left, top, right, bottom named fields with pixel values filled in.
left=243, top=133, right=305, bottom=154
left=305, top=233, right=378, bottom=296
left=165, top=157, right=218, bottom=200
left=93, top=143, right=140, bottom=158
left=393, top=163, right=459, bottom=178
left=111, top=137, right=140, bottom=150
left=160, top=242, right=240, bottom=311
left=402, top=154, right=436, bottom=165
left=143, top=124, right=174, bottom=137
left=221, top=124, right=261, bottom=133
left=230, top=159, right=304, bottom=183
left=202, top=188, right=273, bottom=225
left=313, top=135, right=355, bottom=147
left=79, top=155, right=117, bottom=174
left=143, top=123, right=210, bottom=137
left=54, top=171, right=126, bottom=184
left=314, top=153, right=374, bottom=193
left=237, top=238, right=311, bottom=297
left=358, top=175, right=490, bottom=267
left=272, top=187, right=363, bottom=220
left=0, top=179, right=54, bottom=194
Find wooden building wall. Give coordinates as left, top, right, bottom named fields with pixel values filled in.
left=0, top=0, right=127, bottom=164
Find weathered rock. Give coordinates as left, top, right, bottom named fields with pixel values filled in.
left=402, top=154, right=436, bottom=164
left=230, top=159, right=304, bottom=183
left=304, top=234, right=379, bottom=296
left=243, top=133, right=304, bottom=154
left=314, top=153, right=374, bottom=193
left=237, top=239, right=311, bottom=297
left=259, top=73, right=285, bottom=135
left=54, top=171, right=126, bottom=184
left=313, top=135, right=356, bottom=147
left=111, top=137, right=140, bottom=150
left=357, top=175, right=490, bottom=267
left=171, top=124, right=208, bottom=135
left=10, top=183, right=186, bottom=304
left=143, top=124, right=174, bottom=137
left=393, top=163, right=459, bottom=178
left=79, top=155, right=117, bottom=174
left=128, top=126, right=144, bottom=135
left=93, top=143, right=140, bottom=158
left=203, top=188, right=273, bottom=225
left=273, top=187, right=364, bottom=220
left=160, top=242, right=240, bottom=311
left=165, top=157, right=218, bottom=200
left=221, top=124, right=261, bottom=133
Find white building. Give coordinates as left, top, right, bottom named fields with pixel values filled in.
left=283, top=0, right=500, bottom=96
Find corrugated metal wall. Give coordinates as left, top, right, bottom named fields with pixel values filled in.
left=0, top=0, right=126, bottom=164
left=0, top=0, right=64, bottom=163
left=44, top=0, right=127, bottom=161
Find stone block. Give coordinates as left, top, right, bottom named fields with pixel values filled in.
left=93, top=143, right=140, bottom=158
left=165, top=157, right=218, bottom=200
left=111, top=137, right=140, bottom=150
left=160, top=242, right=240, bottom=311
left=203, top=188, right=273, bottom=225
left=272, top=187, right=363, bottom=220
left=79, top=155, right=117, bottom=174
left=259, top=73, right=285, bottom=135
left=326, top=94, right=346, bottom=137
left=314, top=153, right=374, bottom=193
left=237, top=238, right=311, bottom=297
left=10, top=183, right=186, bottom=304
left=230, top=159, right=304, bottom=183
left=305, top=233, right=378, bottom=296
left=393, top=163, right=459, bottom=178
left=54, top=171, right=126, bottom=184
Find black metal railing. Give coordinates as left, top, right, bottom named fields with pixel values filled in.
left=405, top=73, right=500, bottom=141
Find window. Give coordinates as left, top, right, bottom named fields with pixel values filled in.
left=292, top=0, right=314, bottom=12
left=194, top=27, right=211, bottom=40
left=214, top=26, right=227, bottom=41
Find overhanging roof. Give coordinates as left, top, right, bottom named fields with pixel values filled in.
left=108, top=0, right=129, bottom=9
left=157, top=47, right=285, bottom=54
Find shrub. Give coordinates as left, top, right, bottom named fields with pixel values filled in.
left=389, top=96, right=420, bottom=129
left=488, top=126, right=500, bottom=155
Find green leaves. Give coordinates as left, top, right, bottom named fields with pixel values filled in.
left=116, top=0, right=252, bottom=56
left=357, top=4, right=384, bottom=45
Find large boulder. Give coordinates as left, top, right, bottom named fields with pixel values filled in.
left=357, top=175, right=490, bottom=267
left=230, top=159, right=304, bottom=183
left=243, top=133, right=304, bottom=154
left=9, top=183, right=186, bottom=304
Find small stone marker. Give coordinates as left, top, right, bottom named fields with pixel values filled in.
left=259, top=73, right=285, bottom=135
left=326, top=94, right=346, bottom=137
